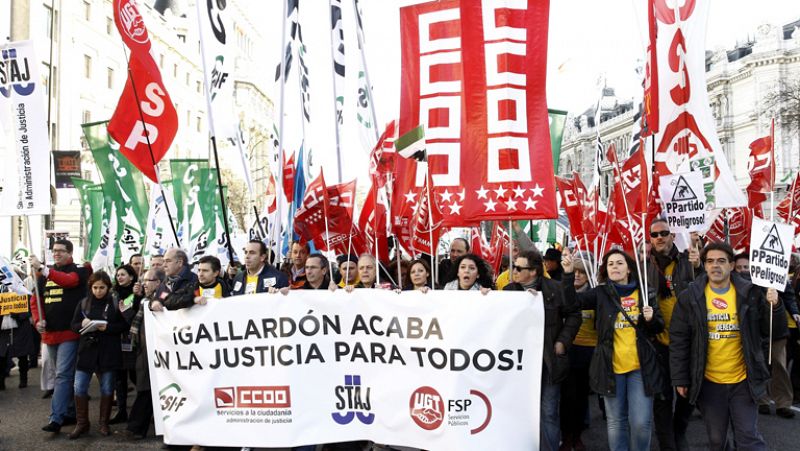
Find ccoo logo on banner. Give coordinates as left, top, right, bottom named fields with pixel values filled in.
left=144, top=290, right=544, bottom=449
left=749, top=218, right=794, bottom=290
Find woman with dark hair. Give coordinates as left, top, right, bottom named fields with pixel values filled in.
left=444, top=254, right=494, bottom=293
left=562, top=248, right=664, bottom=451
left=69, top=271, right=126, bottom=439
left=404, top=259, right=433, bottom=292
left=110, top=264, right=140, bottom=425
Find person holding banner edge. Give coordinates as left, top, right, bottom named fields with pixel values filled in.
left=669, top=242, right=782, bottom=451
left=562, top=248, right=664, bottom=451
left=29, top=239, right=92, bottom=433
left=504, top=249, right=581, bottom=451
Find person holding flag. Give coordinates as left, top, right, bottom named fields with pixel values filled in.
left=645, top=218, right=701, bottom=451
left=670, top=243, right=783, bottom=450
left=30, top=240, right=92, bottom=433
left=562, top=248, right=663, bottom=451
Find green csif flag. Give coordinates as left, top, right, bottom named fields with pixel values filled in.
left=169, top=159, right=209, bottom=245
left=72, top=178, right=105, bottom=260
left=81, top=121, right=149, bottom=264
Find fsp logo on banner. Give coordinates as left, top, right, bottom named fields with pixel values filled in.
left=749, top=218, right=794, bottom=290
left=659, top=172, right=707, bottom=232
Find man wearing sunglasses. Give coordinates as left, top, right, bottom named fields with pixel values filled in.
left=645, top=218, right=702, bottom=451
left=504, top=249, right=580, bottom=451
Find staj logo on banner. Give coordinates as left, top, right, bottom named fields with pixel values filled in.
left=332, top=375, right=374, bottom=425
left=0, top=48, right=34, bottom=97
left=213, top=385, right=292, bottom=425
left=409, top=386, right=492, bottom=435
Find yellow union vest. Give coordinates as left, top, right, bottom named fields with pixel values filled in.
left=199, top=284, right=223, bottom=299
left=657, top=262, right=678, bottom=346
left=704, top=284, right=746, bottom=384
left=613, top=290, right=641, bottom=374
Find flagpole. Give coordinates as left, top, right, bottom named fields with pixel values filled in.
left=328, top=0, right=344, bottom=182
left=120, top=47, right=179, bottom=247
left=351, top=0, right=381, bottom=142
left=209, top=137, right=236, bottom=265
left=508, top=220, right=513, bottom=281
left=273, top=0, right=289, bottom=261
left=24, top=216, right=45, bottom=326
left=426, top=175, right=436, bottom=291
left=373, top=186, right=380, bottom=286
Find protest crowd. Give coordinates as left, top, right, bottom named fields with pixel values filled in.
left=3, top=0, right=800, bottom=451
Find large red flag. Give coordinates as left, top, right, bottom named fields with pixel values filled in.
left=395, top=0, right=557, bottom=226
left=745, top=122, right=774, bottom=208
left=641, top=0, right=660, bottom=137
left=108, top=0, right=178, bottom=182
left=470, top=226, right=489, bottom=260
left=293, top=171, right=330, bottom=243
left=408, top=173, right=445, bottom=257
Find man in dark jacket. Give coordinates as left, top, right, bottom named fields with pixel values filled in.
left=670, top=242, right=783, bottom=451
left=231, top=240, right=288, bottom=295
left=159, top=256, right=231, bottom=310
left=30, top=239, right=92, bottom=433
left=505, top=250, right=580, bottom=451
left=298, top=254, right=333, bottom=290
left=148, top=248, right=198, bottom=313
left=647, top=218, right=701, bottom=451
left=734, top=253, right=797, bottom=418
left=122, top=268, right=166, bottom=440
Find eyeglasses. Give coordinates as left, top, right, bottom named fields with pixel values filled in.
left=650, top=231, right=671, bottom=238
left=52, top=248, right=68, bottom=254
left=512, top=265, right=532, bottom=272
left=704, top=258, right=729, bottom=266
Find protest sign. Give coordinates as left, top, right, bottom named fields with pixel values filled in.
left=749, top=218, right=794, bottom=291
left=145, top=290, right=544, bottom=449
left=0, top=293, right=29, bottom=315
left=659, top=172, right=707, bottom=232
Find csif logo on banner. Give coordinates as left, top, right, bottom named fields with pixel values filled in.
left=203, top=0, right=230, bottom=100
left=0, top=48, right=34, bottom=97
left=409, top=386, right=492, bottom=435
left=332, top=375, right=374, bottom=425
left=159, top=383, right=188, bottom=420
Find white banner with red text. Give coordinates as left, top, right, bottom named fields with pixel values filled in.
left=145, top=290, right=544, bottom=450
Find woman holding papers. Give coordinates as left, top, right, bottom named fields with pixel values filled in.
left=68, top=271, right=126, bottom=439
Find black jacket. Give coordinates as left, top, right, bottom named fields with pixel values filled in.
left=504, top=277, right=581, bottom=384
left=38, top=261, right=91, bottom=332
left=231, top=264, right=289, bottom=295
left=71, top=294, right=127, bottom=373
left=647, top=246, right=700, bottom=301
left=669, top=273, right=784, bottom=404
left=163, top=277, right=231, bottom=310
left=563, top=273, right=665, bottom=397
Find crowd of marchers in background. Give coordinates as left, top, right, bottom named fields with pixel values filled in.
left=2, top=219, right=800, bottom=451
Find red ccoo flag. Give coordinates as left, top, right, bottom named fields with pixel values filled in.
left=108, top=0, right=178, bottom=182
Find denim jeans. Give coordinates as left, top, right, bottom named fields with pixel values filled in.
left=604, top=370, right=653, bottom=451
left=74, top=369, right=115, bottom=397
left=541, top=366, right=561, bottom=451
left=696, top=379, right=766, bottom=451
left=47, top=340, right=78, bottom=424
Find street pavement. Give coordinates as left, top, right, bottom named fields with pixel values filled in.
left=1, top=366, right=799, bottom=450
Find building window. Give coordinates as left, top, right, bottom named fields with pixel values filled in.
left=185, top=72, right=190, bottom=86
left=159, top=54, right=164, bottom=68
left=50, top=123, right=57, bottom=146
left=106, top=17, right=113, bottom=35
left=51, top=65, right=57, bottom=97
left=82, top=110, right=91, bottom=124
left=173, top=63, right=178, bottom=78
left=44, top=4, right=53, bottom=38
left=107, top=67, right=114, bottom=89
left=83, top=0, right=90, bottom=21
left=196, top=80, right=201, bottom=93
left=196, top=116, right=202, bottom=132
left=84, top=55, right=91, bottom=78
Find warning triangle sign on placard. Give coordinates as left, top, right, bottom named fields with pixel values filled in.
left=759, top=224, right=785, bottom=254
left=671, top=175, right=698, bottom=202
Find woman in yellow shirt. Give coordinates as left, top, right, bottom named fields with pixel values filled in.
left=562, top=249, right=664, bottom=451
